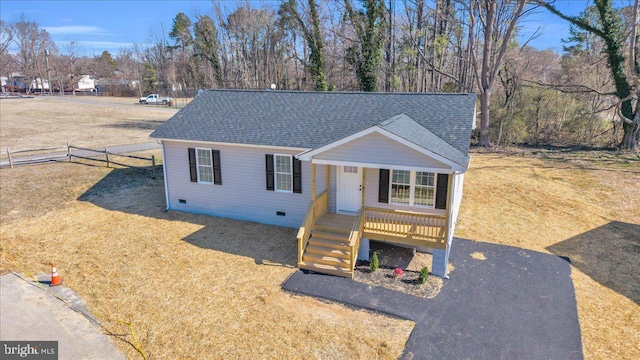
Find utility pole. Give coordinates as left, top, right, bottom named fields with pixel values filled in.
left=45, top=49, right=52, bottom=96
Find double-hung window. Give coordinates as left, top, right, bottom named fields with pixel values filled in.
left=275, top=154, right=292, bottom=192
left=188, top=148, right=221, bottom=185
left=391, top=170, right=411, bottom=204
left=196, top=148, right=214, bottom=184
left=389, top=170, right=436, bottom=207
left=266, top=154, right=302, bottom=193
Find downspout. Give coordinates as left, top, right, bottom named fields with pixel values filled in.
left=160, top=141, right=170, bottom=210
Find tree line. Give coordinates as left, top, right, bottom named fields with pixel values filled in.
left=0, top=1, right=637, bottom=150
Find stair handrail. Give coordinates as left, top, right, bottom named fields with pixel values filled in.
left=347, top=209, right=365, bottom=274
left=296, top=190, right=329, bottom=265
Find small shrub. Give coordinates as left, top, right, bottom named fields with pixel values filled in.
left=393, top=267, right=404, bottom=277
left=370, top=251, right=379, bottom=272
left=419, top=266, right=429, bottom=284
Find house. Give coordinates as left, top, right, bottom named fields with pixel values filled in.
left=150, top=89, right=476, bottom=279
left=76, top=75, right=96, bottom=91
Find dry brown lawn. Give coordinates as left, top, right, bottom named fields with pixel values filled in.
left=0, top=159, right=413, bottom=359
left=1, top=97, right=638, bottom=359
left=1, top=149, right=637, bottom=359
left=0, top=96, right=178, bottom=151
left=457, top=149, right=640, bottom=360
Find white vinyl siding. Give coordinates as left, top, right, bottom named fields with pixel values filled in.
left=389, top=170, right=436, bottom=208
left=275, top=154, right=292, bottom=192
left=196, top=148, right=213, bottom=184
left=313, top=131, right=450, bottom=169
left=163, top=141, right=323, bottom=228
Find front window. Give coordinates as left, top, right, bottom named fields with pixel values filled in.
left=391, top=170, right=410, bottom=204
left=414, top=172, right=435, bottom=206
left=390, top=170, right=436, bottom=207
left=196, top=148, right=213, bottom=184
left=275, top=154, right=292, bottom=192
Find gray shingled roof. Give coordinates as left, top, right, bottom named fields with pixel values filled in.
left=378, top=113, right=470, bottom=168
left=150, top=89, right=476, bottom=168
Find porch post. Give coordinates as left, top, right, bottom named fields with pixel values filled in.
left=433, top=173, right=455, bottom=279
left=311, top=163, right=316, bottom=201
left=361, top=167, right=366, bottom=209
left=325, top=164, right=330, bottom=193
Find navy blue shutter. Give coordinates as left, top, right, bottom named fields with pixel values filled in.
left=212, top=150, right=222, bottom=185
left=265, top=154, right=274, bottom=191
left=188, top=148, right=197, bottom=182
left=292, top=158, right=302, bottom=193
left=378, top=169, right=390, bottom=203
left=435, top=173, right=449, bottom=209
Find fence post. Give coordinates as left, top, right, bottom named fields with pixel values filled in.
left=67, top=142, right=72, bottom=162
left=6, top=148, right=13, bottom=168
left=105, top=148, right=110, bottom=168
left=151, top=155, right=156, bottom=179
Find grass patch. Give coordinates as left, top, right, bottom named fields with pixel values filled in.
left=0, top=160, right=413, bottom=359
left=0, top=97, right=178, bottom=151
left=457, top=149, right=640, bottom=360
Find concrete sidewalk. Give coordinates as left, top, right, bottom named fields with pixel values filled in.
left=0, top=273, right=125, bottom=360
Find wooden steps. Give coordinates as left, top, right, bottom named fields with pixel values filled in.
left=299, top=213, right=356, bottom=278
left=298, top=261, right=352, bottom=278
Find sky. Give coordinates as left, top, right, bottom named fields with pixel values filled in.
left=0, top=0, right=634, bottom=57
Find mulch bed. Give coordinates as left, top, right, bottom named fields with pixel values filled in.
left=353, top=242, right=443, bottom=299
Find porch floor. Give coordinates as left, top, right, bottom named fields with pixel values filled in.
left=315, top=213, right=356, bottom=232
left=315, top=212, right=446, bottom=248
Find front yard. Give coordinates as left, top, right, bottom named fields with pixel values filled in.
left=0, top=160, right=413, bottom=359
left=1, top=146, right=638, bottom=359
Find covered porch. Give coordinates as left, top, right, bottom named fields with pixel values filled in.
left=296, top=162, right=451, bottom=279
left=295, top=119, right=464, bottom=278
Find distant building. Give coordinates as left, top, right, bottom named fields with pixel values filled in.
left=76, top=75, right=96, bottom=92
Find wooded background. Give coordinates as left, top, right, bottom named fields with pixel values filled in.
left=1, top=0, right=638, bottom=149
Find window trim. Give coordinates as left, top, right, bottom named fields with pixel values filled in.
left=274, top=154, right=293, bottom=193
left=388, top=169, right=437, bottom=208
left=195, top=148, right=214, bottom=185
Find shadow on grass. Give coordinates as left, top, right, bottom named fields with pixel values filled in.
left=547, top=221, right=640, bottom=306
left=101, top=119, right=165, bottom=131
left=78, top=167, right=297, bottom=269
left=471, top=148, right=640, bottom=173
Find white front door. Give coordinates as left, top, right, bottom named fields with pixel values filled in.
left=337, top=166, right=362, bottom=213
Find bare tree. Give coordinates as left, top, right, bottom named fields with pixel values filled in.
left=280, top=0, right=328, bottom=91
left=538, top=0, right=639, bottom=150
left=343, top=0, right=387, bottom=91
left=0, top=20, right=14, bottom=90
left=467, top=0, right=528, bottom=146
left=13, top=14, right=56, bottom=94
left=62, top=40, right=83, bottom=95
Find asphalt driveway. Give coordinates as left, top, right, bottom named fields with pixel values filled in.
left=283, top=238, right=583, bottom=359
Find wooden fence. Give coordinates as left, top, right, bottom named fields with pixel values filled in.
left=3, top=143, right=157, bottom=178
left=3, top=145, right=67, bottom=167
left=67, top=144, right=157, bottom=178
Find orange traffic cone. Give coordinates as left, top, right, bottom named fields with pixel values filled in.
left=50, top=263, right=62, bottom=286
